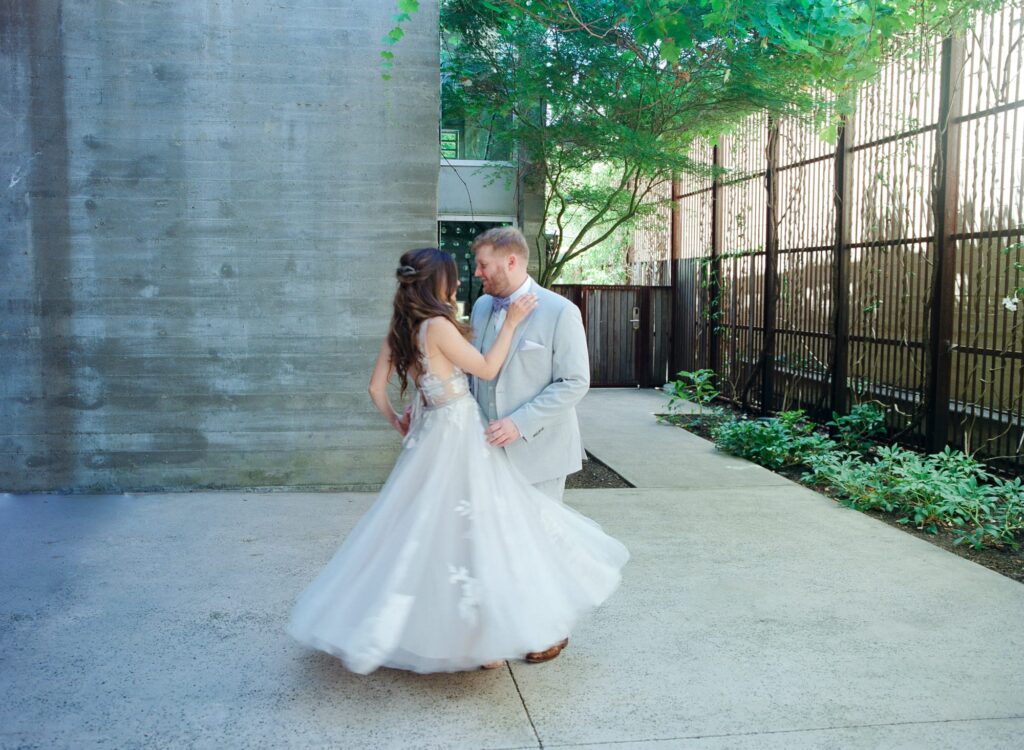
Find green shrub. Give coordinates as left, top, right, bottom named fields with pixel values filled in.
left=711, top=409, right=837, bottom=471
left=668, top=396, right=1022, bottom=551
left=659, top=368, right=732, bottom=431
left=804, top=444, right=1024, bottom=550
left=826, top=402, right=887, bottom=454
left=665, top=369, right=718, bottom=415
left=953, top=475, right=1024, bottom=550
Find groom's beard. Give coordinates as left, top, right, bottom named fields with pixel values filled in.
left=481, top=273, right=510, bottom=297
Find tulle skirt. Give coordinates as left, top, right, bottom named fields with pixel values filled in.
left=286, top=393, right=629, bottom=674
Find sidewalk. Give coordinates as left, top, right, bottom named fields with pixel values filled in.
left=2, top=389, right=1023, bottom=749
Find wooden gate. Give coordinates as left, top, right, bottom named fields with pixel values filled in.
left=552, top=285, right=671, bottom=388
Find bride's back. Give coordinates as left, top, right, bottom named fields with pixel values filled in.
left=413, top=317, right=470, bottom=408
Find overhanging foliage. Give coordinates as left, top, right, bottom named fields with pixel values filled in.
left=393, top=0, right=1001, bottom=284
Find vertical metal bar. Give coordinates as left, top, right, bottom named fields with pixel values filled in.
left=761, top=120, right=780, bottom=414
left=831, top=117, right=853, bottom=418
left=669, top=174, right=682, bottom=377
left=709, top=145, right=723, bottom=376
left=926, top=35, right=965, bottom=452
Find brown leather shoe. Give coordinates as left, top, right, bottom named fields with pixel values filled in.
left=525, top=637, right=569, bottom=663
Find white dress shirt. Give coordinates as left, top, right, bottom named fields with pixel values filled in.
left=491, top=277, right=533, bottom=330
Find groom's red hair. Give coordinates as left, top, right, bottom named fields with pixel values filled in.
left=471, top=226, right=530, bottom=261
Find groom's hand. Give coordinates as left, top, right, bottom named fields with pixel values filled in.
left=486, top=418, right=521, bottom=447
left=395, top=404, right=413, bottom=436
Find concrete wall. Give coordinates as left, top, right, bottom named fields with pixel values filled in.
left=1, top=1, right=440, bottom=492
left=518, top=159, right=548, bottom=277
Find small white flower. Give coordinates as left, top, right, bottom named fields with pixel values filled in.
left=1002, top=296, right=1019, bottom=312
left=448, top=564, right=469, bottom=584
left=447, top=565, right=479, bottom=626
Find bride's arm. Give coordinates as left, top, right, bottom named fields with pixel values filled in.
left=367, top=338, right=407, bottom=435
left=433, top=295, right=537, bottom=380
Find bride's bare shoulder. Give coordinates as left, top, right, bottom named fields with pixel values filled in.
left=424, top=316, right=459, bottom=336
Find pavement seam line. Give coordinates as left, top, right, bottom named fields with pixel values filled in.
left=540, top=714, right=1024, bottom=747
left=506, top=662, right=543, bottom=749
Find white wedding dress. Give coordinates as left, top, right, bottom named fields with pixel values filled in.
left=286, top=319, right=629, bottom=674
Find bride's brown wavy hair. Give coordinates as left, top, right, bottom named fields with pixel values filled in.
left=387, top=247, right=471, bottom=397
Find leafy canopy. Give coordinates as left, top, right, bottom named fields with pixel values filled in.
left=398, top=0, right=999, bottom=283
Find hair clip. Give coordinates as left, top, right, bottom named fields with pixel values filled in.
left=396, top=265, right=417, bottom=277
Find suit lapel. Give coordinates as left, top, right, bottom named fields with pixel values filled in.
left=500, top=320, right=529, bottom=378
left=473, top=298, right=493, bottom=352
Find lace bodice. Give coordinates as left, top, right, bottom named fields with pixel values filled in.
left=415, top=319, right=470, bottom=408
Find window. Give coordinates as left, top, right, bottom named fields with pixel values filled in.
left=438, top=220, right=513, bottom=310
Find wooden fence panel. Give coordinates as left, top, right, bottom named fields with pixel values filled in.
left=553, top=285, right=671, bottom=388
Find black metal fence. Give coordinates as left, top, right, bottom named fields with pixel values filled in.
left=670, top=3, right=1024, bottom=473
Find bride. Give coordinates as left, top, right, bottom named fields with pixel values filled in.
left=286, top=247, right=629, bottom=674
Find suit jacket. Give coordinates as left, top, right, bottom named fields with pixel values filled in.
left=470, top=279, right=590, bottom=484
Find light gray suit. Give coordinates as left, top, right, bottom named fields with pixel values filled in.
left=470, top=279, right=590, bottom=493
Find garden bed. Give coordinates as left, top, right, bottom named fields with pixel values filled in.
left=660, top=410, right=1024, bottom=586
left=566, top=451, right=633, bottom=490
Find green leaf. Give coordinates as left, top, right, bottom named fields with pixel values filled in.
left=435, top=0, right=1000, bottom=281
left=397, top=0, right=419, bottom=12
left=819, top=120, right=839, bottom=144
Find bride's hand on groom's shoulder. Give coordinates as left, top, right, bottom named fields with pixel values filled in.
left=506, top=294, right=538, bottom=327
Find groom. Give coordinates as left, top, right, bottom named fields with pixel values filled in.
left=470, top=226, right=591, bottom=504
left=470, top=227, right=590, bottom=663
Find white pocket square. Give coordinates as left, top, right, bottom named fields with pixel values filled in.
left=518, top=339, right=545, bottom=352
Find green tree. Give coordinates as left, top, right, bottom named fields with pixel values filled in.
left=403, top=0, right=998, bottom=285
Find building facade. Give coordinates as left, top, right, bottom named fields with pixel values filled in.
left=1, top=1, right=440, bottom=491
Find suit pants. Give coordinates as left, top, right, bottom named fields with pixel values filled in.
left=532, top=475, right=566, bottom=503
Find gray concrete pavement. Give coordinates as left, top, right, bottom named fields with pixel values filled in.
left=578, top=388, right=793, bottom=490
left=2, top=388, right=1023, bottom=749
